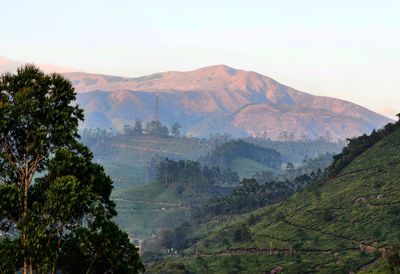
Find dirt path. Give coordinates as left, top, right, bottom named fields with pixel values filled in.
left=113, top=198, right=184, bottom=207
left=113, top=198, right=189, bottom=211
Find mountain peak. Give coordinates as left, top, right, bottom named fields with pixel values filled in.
left=193, top=64, right=238, bottom=75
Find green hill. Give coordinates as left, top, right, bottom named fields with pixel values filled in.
left=83, top=135, right=212, bottom=188
left=229, top=157, right=275, bottom=179
left=203, top=140, right=283, bottom=179
left=112, top=181, right=191, bottom=239
left=148, top=121, right=400, bottom=273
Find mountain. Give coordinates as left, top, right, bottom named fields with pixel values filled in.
left=64, top=65, right=392, bottom=140
left=148, top=120, right=400, bottom=273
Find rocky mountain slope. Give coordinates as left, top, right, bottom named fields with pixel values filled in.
left=65, top=65, right=391, bottom=139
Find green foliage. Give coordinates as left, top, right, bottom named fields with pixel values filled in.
left=171, top=122, right=182, bottom=137
left=204, top=140, right=283, bottom=170
left=232, top=223, right=252, bottom=242
left=156, top=158, right=239, bottom=193
left=157, top=222, right=195, bottom=250
left=123, top=119, right=143, bottom=137
left=247, top=136, right=345, bottom=163
left=113, top=181, right=191, bottom=238
left=81, top=133, right=212, bottom=186
left=387, top=245, right=400, bottom=274
left=61, top=221, right=143, bottom=274
left=0, top=65, right=144, bottom=273
left=328, top=121, right=400, bottom=177
left=197, top=174, right=314, bottom=219
left=149, top=120, right=400, bottom=273
left=145, top=120, right=169, bottom=137
left=0, top=238, right=20, bottom=274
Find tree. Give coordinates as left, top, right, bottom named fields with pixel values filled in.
left=0, top=65, right=144, bottom=273
left=171, top=122, right=182, bottom=137
left=387, top=244, right=400, bottom=274
left=133, top=119, right=143, bottom=136
left=145, top=120, right=169, bottom=137
left=123, top=124, right=133, bottom=136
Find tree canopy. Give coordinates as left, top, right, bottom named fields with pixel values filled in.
left=0, top=65, right=144, bottom=274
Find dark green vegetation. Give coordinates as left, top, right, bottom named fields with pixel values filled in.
left=82, top=130, right=212, bottom=187
left=114, top=157, right=240, bottom=238
left=248, top=136, right=345, bottom=163
left=147, top=119, right=400, bottom=273
left=83, top=131, right=339, bottom=239
left=0, top=66, right=143, bottom=273
left=114, top=153, right=324, bottom=239
left=202, top=140, right=283, bottom=178
left=113, top=181, right=191, bottom=239
left=101, top=137, right=338, bottom=239
left=82, top=130, right=343, bottom=188
left=156, top=159, right=239, bottom=191
left=196, top=174, right=314, bottom=221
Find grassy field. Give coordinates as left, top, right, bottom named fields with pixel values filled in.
left=147, top=126, right=400, bottom=273
left=112, top=181, right=190, bottom=238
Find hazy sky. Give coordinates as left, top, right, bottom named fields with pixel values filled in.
left=1, top=0, right=399, bottom=118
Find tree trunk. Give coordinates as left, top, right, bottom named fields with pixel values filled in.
left=22, top=174, right=29, bottom=274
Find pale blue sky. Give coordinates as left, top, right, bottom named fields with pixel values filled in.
left=0, top=0, right=399, bottom=117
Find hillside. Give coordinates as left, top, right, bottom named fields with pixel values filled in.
left=112, top=182, right=191, bottom=239
left=148, top=121, right=400, bottom=273
left=203, top=140, right=283, bottom=178
left=65, top=65, right=392, bottom=139
left=82, top=135, right=212, bottom=188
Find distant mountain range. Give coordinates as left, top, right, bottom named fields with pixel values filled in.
left=0, top=57, right=392, bottom=139
left=64, top=65, right=391, bottom=139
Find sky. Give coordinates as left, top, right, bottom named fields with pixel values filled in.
left=0, top=0, right=399, bottom=118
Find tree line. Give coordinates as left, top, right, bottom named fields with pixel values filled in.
left=155, top=158, right=240, bottom=195
left=328, top=117, right=400, bottom=177
left=202, top=140, right=283, bottom=170
left=123, top=120, right=182, bottom=138
left=195, top=172, right=317, bottom=220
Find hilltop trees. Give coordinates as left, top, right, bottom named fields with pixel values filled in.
left=0, top=65, right=144, bottom=273
left=204, top=140, right=283, bottom=170
left=156, top=158, right=240, bottom=193
left=124, top=119, right=144, bottom=136
left=171, top=122, right=182, bottom=137
left=328, top=119, right=400, bottom=177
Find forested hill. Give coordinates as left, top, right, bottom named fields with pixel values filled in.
left=148, top=119, right=400, bottom=273
left=203, top=140, right=283, bottom=171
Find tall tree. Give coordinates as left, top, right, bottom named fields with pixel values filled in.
left=171, top=122, right=182, bottom=137
left=133, top=119, right=143, bottom=136
left=0, top=65, right=144, bottom=273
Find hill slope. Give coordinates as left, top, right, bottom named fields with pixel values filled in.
left=203, top=140, right=283, bottom=178
left=64, top=65, right=392, bottom=139
left=83, top=135, right=212, bottom=187
left=149, top=122, right=400, bottom=273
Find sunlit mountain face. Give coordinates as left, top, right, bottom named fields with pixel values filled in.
left=63, top=65, right=391, bottom=140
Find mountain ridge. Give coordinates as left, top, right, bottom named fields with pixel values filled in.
left=0, top=59, right=392, bottom=139
left=63, top=65, right=392, bottom=140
